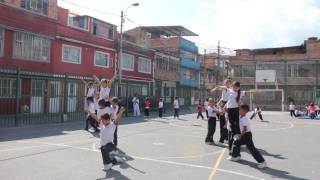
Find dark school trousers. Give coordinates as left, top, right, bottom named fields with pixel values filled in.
left=227, top=108, right=240, bottom=156
left=159, top=108, right=163, bottom=118
left=174, top=108, right=179, bottom=118
left=250, top=112, right=263, bottom=121
left=205, top=117, right=216, bottom=142
left=101, top=143, right=116, bottom=165
left=205, top=110, right=209, bottom=118
left=231, top=132, right=265, bottom=163
left=197, top=111, right=204, bottom=119
left=113, top=126, right=118, bottom=147
left=219, top=114, right=228, bottom=143
left=85, top=115, right=99, bottom=131
left=144, top=108, right=150, bottom=116
left=290, top=110, right=296, bottom=117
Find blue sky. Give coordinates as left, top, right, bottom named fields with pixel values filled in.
left=58, top=0, right=320, bottom=51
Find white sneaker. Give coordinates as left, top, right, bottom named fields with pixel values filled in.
left=257, top=162, right=267, bottom=169
left=113, top=156, right=124, bottom=163
left=227, top=156, right=241, bottom=161
left=102, top=163, right=112, bottom=171
left=216, top=142, right=223, bottom=146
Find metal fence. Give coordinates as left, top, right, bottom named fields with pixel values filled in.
left=0, top=69, right=91, bottom=127
left=0, top=69, right=170, bottom=127
left=231, top=59, right=320, bottom=110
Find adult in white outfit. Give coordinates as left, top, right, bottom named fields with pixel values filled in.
left=132, top=94, right=141, bottom=116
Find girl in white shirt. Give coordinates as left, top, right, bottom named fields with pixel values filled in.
left=94, top=75, right=116, bottom=101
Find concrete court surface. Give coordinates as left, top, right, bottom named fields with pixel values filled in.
left=0, top=111, right=319, bottom=180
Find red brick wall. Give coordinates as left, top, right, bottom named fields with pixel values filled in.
left=0, top=30, right=54, bottom=72
left=1, top=0, right=57, bottom=19
left=52, top=39, right=115, bottom=78
left=121, top=42, right=155, bottom=81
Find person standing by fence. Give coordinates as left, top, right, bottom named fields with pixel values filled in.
left=197, top=100, right=204, bottom=120
left=289, top=102, right=296, bottom=117
left=132, top=94, right=141, bottom=117
left=173, top=97, right=180, bottom=119
left=158, top=98, right=164, bottom=118
left=144, top=97, right=151, bottom=117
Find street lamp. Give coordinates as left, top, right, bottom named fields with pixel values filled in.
left=119, top=2, right=139, bottom=86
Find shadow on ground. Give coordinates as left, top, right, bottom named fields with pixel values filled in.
left=237, top=159, right=311, bottom=180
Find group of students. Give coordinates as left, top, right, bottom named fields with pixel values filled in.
left=207, top=79, right=267, bottom=169
left=83, top=76, right=127, bottom=171
left=289, top=102, right=320, bottom=119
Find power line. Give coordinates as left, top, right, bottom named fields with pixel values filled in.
left=60, top=0, right=120, bottom=17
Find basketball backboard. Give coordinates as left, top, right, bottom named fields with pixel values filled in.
left=255, top=70, right=276, bottom=83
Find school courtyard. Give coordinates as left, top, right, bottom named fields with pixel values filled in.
left=0, top=111, right=319, bottom=180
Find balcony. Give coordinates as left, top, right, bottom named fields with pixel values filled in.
left=179, top=37, right=198, bottom=53
left=181, top=58, right=200, bottom=70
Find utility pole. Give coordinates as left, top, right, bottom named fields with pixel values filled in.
left=203, top=49, right=207, bottom=99
left=118, top=3, right=139, bottom=96
left=216, top=40, right=221, bottom=85
left=119, top=10, right=124, bottom=85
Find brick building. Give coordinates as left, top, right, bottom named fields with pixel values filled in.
left=0, top=0, right=119, bottom=125
left=230, top=37, right=320, bottom=110
left=116, top=34, right=155, bottom=100
left=126, top=26, right=200, bottom=106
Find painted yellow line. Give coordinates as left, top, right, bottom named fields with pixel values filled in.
left=208, top=148, right=226, bottom=180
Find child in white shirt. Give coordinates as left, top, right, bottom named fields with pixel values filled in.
left=158, top=98, right=164, bottom=118
left=85, top=97, right=99, bottom=132
left=205, top=98, right=219, bottom=144
left=173, top=97, right=180, bottom=119
left=88, top=107, right=126, bottom=171
left=228, top=104, right=267, bottom=169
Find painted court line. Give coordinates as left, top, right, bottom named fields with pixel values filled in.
left=14, top=140, right=265, bottom=180
left=208, top=148, right=226, bottom=180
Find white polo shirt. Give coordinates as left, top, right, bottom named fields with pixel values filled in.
left=87, top=102, right=95, bottom=117
left=289, top=104, right=295, bottom=110
left=207, top=106, right=219, bottom=118
left=240, top=116, right=251, bottom=132
left=86, top=87, right=95, bottom=97
left=159, top=101, right=164, bottom=108
left=97, top=107, right=112, bottom=120
left=100, top=122, right=116, bottom=146
left=99, top=86, right=110, bottom=100
left=221, top=88, right=229, bottom=102
left=174, top=100, right=179, bottom=109
left=226, top=89, right=245, bottom=109
left=204, top=101, right=209, bottom=110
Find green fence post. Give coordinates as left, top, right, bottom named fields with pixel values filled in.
left=125, top=81, right=129, bottom=116
left=15, top=68, right=21, bottom=126
left=62, top=74, right=68, bottom=123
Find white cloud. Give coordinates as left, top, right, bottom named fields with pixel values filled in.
left=197, top=0, right=320, bottom=49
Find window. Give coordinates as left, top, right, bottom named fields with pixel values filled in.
left=121, top=53, right=134, bottom=71
left=68, top=13, right=88, bottom=30
left=155, top=54, right=179, bottom=72
left=92, top=20, right=114, bottom=40
left=184, top=69, right=196, bottom=80
left=0, top=28, right=3, bottom=57
left=14, top=31, right=50, bottom=62
left=20, top=0, right=48, bottom=15
left=0, top=79, right=16, bottom=98
left=288, top=64, right=312, bottom=77
left=138, top=57, right=151, bottom=73
left=94, top=51, right=111, bottom=68
left=181, top=50, right=197, bottom=61
left=62, top=45, right=81, bottom=64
